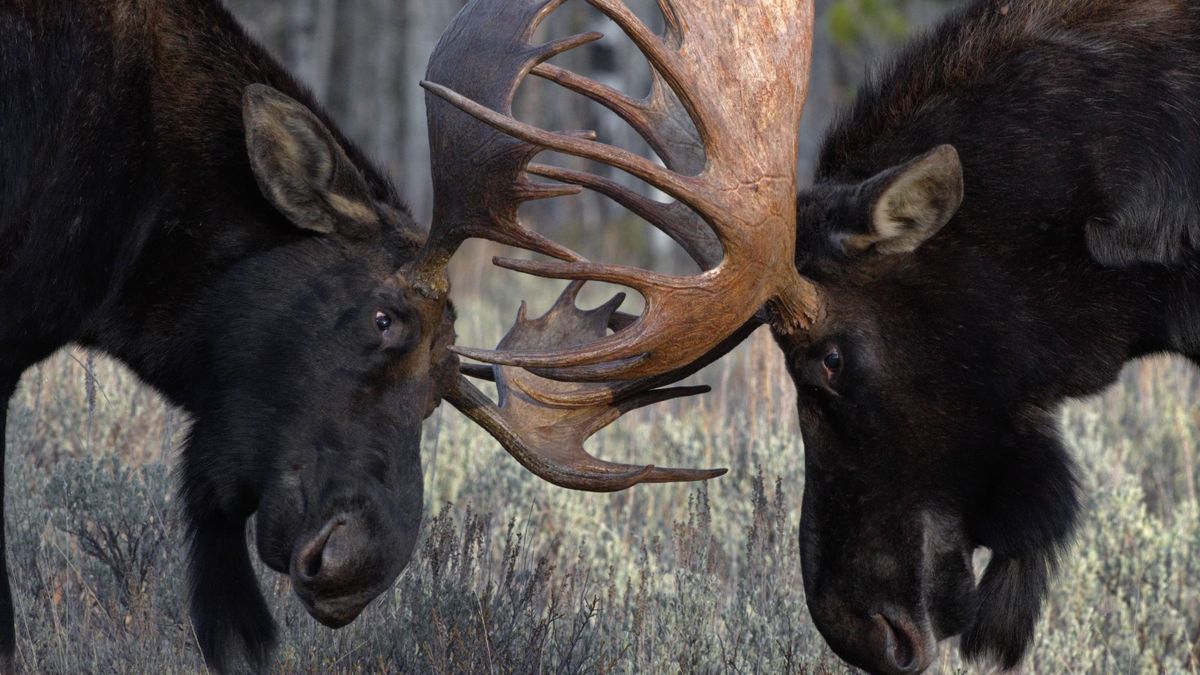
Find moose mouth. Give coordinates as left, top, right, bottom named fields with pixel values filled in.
left=292, top=585, right=379, bottom=628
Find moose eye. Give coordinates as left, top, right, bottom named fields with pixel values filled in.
left=374, top=310, right=393, bottom=333
left=821, top=347, right=843, bottom=379
left=374, top=308, right=419, bottom=353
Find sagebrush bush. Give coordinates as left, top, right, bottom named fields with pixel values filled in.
left=4, top=343, right=1199, bottom=673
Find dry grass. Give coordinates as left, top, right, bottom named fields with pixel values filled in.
left=4, top=290, right=1200, bottom=673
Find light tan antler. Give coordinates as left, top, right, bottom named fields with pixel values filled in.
left=419, top=0, right=818, bottom=490
left=424, top=0, right=821, bottom=384
left=446, top=282, right=746, bottom=491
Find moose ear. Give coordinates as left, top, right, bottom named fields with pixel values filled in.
left=840, top=145, right=964, bottom=256
left=243, top=84, right=380, bottom=238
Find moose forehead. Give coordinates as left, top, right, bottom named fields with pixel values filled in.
left=245, top=247, right=440, bottom=339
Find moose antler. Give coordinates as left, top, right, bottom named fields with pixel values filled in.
left=424, top=0, right=821, bottom=384
left=407, top=0, right=592, bottom=296
left=421, top=0, right=817, bottom=489
left=446, top=282, right=740, bottom=491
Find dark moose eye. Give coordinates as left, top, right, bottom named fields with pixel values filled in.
left=374, top=310, right=392, bottom=333
left=821, top=347, right=842, bottom=379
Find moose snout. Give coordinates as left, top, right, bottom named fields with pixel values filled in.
left=294, top=516, right=353, bottom=586
left=290, top=514, right=378, bottom=628
left=868, top=608, right=935, bottom=674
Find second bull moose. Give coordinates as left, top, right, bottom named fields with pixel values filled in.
left=431, top=0, right=1200, bottom=674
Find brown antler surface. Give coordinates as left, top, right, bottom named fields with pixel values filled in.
left=409, top=0, right=595, bottom=296
left=424, top=0, right=818, bottom=488
left=425, top=0, right=822, bottom=384
left=445, top=282, right=731, bottom=492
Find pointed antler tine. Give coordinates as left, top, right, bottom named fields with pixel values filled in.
left=530, top=63, right=645, bottom=128
left=448, top=344, right=651, bottom=375
left=580, top=383, right=712, bottom=435
left=505, top=229, right=587, bottom=263
left=491, top=257, right=668, bottom=294
left=560, top=280, right=587, bottom=305
left=526, top=163, right=722, bottom=269
left=460, top=362, right=498, bottom=382
left=535, top=32, right=605, bottom=61
left=593, top=292, right=627, bottom=319
left=609, top=311, right=638, bottom=332
left=520, top=182, right=584, bottom=201
left=615, top=384, right=712, bottom=415
left=525, top=354, right=653, bottom=381
left=639, top=466, right=728, bottom=484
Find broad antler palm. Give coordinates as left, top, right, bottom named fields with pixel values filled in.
left=414, top=0, right=819, bottom=490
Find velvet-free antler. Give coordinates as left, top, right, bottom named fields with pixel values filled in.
left=422, top=0, right=817, bottom=490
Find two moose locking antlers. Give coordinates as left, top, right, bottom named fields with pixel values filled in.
left=426, top=0, right=820, bottom=490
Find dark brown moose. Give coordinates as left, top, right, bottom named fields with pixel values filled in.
left=0, top=0, right=724, bottom=672
left=433, top=0, right=1200, bottom=674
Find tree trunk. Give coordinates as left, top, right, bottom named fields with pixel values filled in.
left=284, top=0, right=339, bottom=103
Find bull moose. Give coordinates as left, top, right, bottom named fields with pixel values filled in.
left=0, top=0, right=732, bottom=671
left=425, top=0, right=1200, bottom=674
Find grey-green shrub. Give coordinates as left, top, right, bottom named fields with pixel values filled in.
left=3, top=346, right=1198, bottom=673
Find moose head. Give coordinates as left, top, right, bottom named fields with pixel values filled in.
left=188, top=2, right=729, bottom=670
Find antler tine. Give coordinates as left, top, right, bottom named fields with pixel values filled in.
left=529, top=64, right=706, bottom=176
left=583, top=0, right=712, bottom=142
left=410, top=0, right=602, bottom=294
left=526, top=163, right=721, bottom=271
left=420, top=81, right=703, bottom=209
left=426, top=0, right=821, bottom=387
left=447, top=282, right=726, bottom=492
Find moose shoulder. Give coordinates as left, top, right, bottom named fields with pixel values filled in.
left=1, top=0, right=725, bottom=671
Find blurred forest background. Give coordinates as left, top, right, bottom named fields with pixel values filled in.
left=221, top=0, right=959, bottom=334
left=5, top=0, right=1200, bottom=672
left=225, top=0, right=951, bottom=222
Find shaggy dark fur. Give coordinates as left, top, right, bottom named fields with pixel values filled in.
left=777, top=0, right=1200, bottom=672
left=1, top=1, right=456, bottom=671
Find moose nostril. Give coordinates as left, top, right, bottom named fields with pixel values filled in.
left=301, top=541, right=325, bottom=580
left=871, top=611, right=931, bottom=674
left=295, top=518, right=345, bottom=583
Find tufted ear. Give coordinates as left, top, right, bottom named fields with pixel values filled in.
left=243, top=84, right=380, bottom=239
left=838, top=145, right=964, bottom=256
